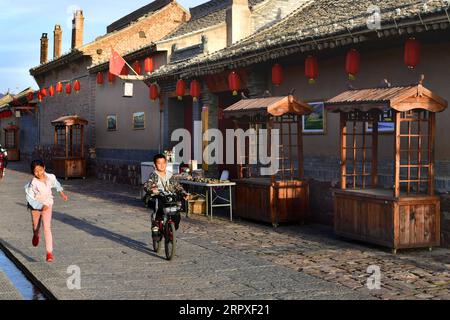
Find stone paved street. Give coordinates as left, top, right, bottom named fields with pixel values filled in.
left=0, top=163, right=449, bottom=300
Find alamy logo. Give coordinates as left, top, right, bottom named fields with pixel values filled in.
left=67, top=265, right=81, bottom=290
left=172, top=121, right=280, bottom=176
left=366, top=265, right=381, bottom=290
left=366, top=5, right=382, bottom=31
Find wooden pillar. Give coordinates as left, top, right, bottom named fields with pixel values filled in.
left=428, top=112, right=436, bottom=196
left=371, top=117, right=379, bottom=187
left=65, top=125, right=69, bottom=159
left=394, top=111, right=401, bottom=198
left=81, top=126, right=85, bottom=158
left=297, top=115, right=304, bottom=180
left=339, top=113, right=347, bottom=190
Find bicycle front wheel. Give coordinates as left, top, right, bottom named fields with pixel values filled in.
left=164, top=223, right=176, bottom=261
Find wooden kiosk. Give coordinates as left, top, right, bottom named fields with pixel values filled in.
left=325, top=83, right=447, bottom=253
left=51, top=115, right=88, bottom=179
left=224, top=95, right=313, bottom=227
left=3, top=124, right=20, bottom=161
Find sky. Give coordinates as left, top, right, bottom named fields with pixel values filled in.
left=0, top=0, right=204, bottom=94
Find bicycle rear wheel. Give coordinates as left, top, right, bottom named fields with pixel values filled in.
left=164, top=223, right=176, bottom=261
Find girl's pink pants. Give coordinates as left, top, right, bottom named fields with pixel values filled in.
left=31, top=206, right=53, bottom=253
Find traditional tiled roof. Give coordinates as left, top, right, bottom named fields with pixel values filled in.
left=326, top=84, right=448, bottom=113
left=161, top=0, right=265, bottom=40
left=107, top=0, right=174, bottom=33
left=0, top=94, right=14, bottom=108
left=146, top=0, right=450, bottom=81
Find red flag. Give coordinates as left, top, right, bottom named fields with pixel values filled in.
left=109, top=49, right=126, bottom=76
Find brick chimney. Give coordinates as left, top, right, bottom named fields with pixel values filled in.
left=53, top=25, right=62, bottom=59
left=40, top=33, right=48, bottom=64
left=226, top=0, right=251, bottom=46
left=71, top=10, right=84, bottom=49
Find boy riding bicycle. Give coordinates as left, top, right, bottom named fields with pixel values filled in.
left=143, top=154, right=188, bottom=234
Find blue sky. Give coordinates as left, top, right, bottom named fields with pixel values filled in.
left=0, top=0, right=204, bottom=94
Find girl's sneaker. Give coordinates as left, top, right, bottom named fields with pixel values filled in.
left=46, top=252, right=54, bottom=263
left=32, top=235, right=40, bottom=247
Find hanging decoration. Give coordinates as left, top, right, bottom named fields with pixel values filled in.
left=404, top=37, right=421, bottom=69
left=40, top=87, right=47, bottom=98
left=56, top=82, right=63, bottom=94
left=108, top=72, right=116, bottom=84
left=149, top=84, right=159, bottom=101
left=97, top=72, right=104, bottom=85
left=176, top=79, right=186, bottom=100
left=190, top=80, right=201, bottom=102
left=272, top=64, right=283, bottom=86
left=37, top=92, right=43, bottom=102
left=346, top=49, right=361, bottom=80
left=145, top=57, right=154, bottom=73
left=132, top=61, right=142, bottom=75
left=49, top=85, right=55, bottom=97
left=305, top=55, right=318, bottom=84
left=228, top=71, right=240, bottom=96
left=66, top=83, right=72, bottom=95
left=74, top=80, right=81, bottom=93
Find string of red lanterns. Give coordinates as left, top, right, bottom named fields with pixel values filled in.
left=34, top=39, right=422, bottom=105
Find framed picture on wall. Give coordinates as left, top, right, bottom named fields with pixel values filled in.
left=303, top=102, right=326, bottom=134
left=107, top=115, right=117, bottom=131
left=133, top=112, right=145, bottom=130
left=366, top=110, right=395, bottom=133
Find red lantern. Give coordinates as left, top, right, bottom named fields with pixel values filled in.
left=97, top=72, right=104, bottom=85
left=74, top=80, right=81, bottom=93
left=272, top=64, right=283, bottom=86
left=132, top=61, right=142, bottom=75
left=228, top=71, right=240, bottom=96
left=27, top=92, right=34, bottom=101
left=305, top=55, right=318, bottom=84
left=149, top=84, right=159, bottom=101
left=40, top=87, right=47, bottom=98
left=176, top=79, right=186, bottom=100
left=66, top=83, right=72, bottom=95
left=37, top=92, right=43, bottom=102
left=120, top=65, right=128, bottom=76
left=346, top=49, right=361, bottom=80
left=404, top=38, right=420, bottom=69
left=56, top=82, right=63, bottom=94
left=145, top=57, right=154, bottom=73
left=49, top=85, right=55, bottom=97
left=108, top=72, right=116, bottom=84
left=190, top=80, right=201, bottom=102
